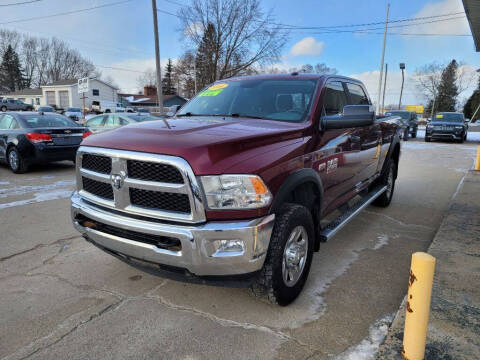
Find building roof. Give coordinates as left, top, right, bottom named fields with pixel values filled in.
left=2, top=88, right=43, bottom=96
left=118, top=94, right=185, bottom=104
left=43, top=78, right=119, bottom=89
left=463, top=0, right=480, bottom=51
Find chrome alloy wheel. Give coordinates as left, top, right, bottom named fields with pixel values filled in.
left=8, top=150, right=18, bottom=171
left=282, top=225, right=308, bottom=287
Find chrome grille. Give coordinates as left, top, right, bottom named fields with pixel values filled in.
left=82, top=154, right=112, bottom=174
left=82, top=177, right=113, bottom=200
left=127, top=160, right=183, bottom=183
left=130, top=188, right=190, bottom=213
left=76, top=146, right=206, bottom=223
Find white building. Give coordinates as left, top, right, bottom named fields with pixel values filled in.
left=1, top=78, right=118, bottom=110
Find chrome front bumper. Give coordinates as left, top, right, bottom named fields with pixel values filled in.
left=71, top=192, right=274, bottom=276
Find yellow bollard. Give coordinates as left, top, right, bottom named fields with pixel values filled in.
left=475, top=146, right=480, bottom=171
left=402, top=252, right=436, bottom=360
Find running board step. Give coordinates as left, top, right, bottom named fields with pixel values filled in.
left=319, top=185, right=387, bottom=242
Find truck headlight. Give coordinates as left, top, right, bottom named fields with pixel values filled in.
left=200, top=175, right=272, bottom=210
left=454, top=126, right=463, bottom=129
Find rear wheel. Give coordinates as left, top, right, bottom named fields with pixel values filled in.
left=425, top=137, right=431, bottom=142
left=8, top=147, right=28, bottom=173
left=403, top=127, right=409, bottom=141
left=373, top=160, right=395, bottom=207
left=251, top=204, right=314, bottom=306
left=1, top=106, right=6, bottom=112
left=411, top=129, right=417, bottom=138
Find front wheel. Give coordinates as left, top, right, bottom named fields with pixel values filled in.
left=251, top=204, right=314, bottom=306
left=373, top=160, right=395, bottom=207
left=425, top=137, right=431, bottom=142
left=1, top=106, right=6, bottom=112
left=411, top=129, right=417, bottom=138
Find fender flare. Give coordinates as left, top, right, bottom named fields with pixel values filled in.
left=382, top=134, right=401, bottom=177
left=269, top=168, right=324, bottom=214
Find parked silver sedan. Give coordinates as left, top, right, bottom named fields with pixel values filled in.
left=84, top=113, right=164, bottom=133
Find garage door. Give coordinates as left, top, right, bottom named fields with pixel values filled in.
left=59, top=91, right=69, bottom=108
left=46, top=91, right=55, bottom=106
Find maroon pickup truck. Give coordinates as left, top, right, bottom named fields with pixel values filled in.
left=71, top=74, right=401, bottom=305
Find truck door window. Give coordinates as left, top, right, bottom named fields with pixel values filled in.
left=346, top=83, right=370, bottom=105
left=324, top=81, right=347, bottom=116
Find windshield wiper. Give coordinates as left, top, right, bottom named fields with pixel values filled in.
left=224, top=113, right=267, bottom=120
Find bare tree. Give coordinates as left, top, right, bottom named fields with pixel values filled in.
left=173, top=52, right=196, bottom=98
left=21, top=35, right=38, bottom=88
left=179, top=0, right=288, bottom=84
left=136, top=68, right=157, bottom=90
left=0, top=29, right=21, bottom=57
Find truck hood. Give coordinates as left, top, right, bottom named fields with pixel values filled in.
left=81, top=116, right=305, bottom=174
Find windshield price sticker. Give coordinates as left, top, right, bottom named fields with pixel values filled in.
left=198, top=83, right=229, bottom=97
left=436, top=114, right=443, bottom=118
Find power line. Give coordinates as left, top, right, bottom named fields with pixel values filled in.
left=161, top=1, right=466, bottom=31
left=96, top=65, right=145, bottom=73
left=0, top=0, right=134, bottom=25
left=0, top=0, right=41, bottom=6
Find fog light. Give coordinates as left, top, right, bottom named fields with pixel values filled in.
left=212, top=240, right=245, bottom=257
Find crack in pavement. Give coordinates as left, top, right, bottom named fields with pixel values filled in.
left=14, top=299, right=125, bottom=360
left=363, top=210, right=436, bottom=231
left=0, top=235, right=80, bottom=262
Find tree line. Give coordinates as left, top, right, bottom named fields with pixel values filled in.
left=0, top=29, right=97, bottom=93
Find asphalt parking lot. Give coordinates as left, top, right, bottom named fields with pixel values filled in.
left=1, top=132, right=479, bottom=360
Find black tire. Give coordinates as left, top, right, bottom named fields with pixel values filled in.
left=1, top=106, right=6, bottom=112
left=425, top=137, right=431, bottom=142
left=373, top=160, right=395, bottom=207
left=251, top=204, right=314, bottom=306
left=105, top=109, right=111, bottom=113
left=403, top=127, right=409, bottom=141
left=7, top=147, right=28, bottom=173
left=411, top=129, right=417, bottom=138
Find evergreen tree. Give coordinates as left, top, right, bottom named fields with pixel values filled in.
left=162, top=58, right=175, bottom=95
left=463, top=77, right=480, bottom=120
left=195, top=23, right=217, bottom=90
left=0, top=45, right=25, bottom=92
left=435, top=60, right=458, bottom=112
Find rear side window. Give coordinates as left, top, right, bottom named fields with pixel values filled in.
left=324, top=81, right=347, bottom=116
left=86, top=116, right=105, bottom=126
left=0, top=115, right=15, bottom=129
left=346, top=83, right=370, bottom=105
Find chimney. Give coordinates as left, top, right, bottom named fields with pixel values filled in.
left=144, top=85, right=157, bottom=97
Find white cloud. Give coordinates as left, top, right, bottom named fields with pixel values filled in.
left=407, top=0, right=469, bottom=35
left=290, top=37, right=324, bottom=56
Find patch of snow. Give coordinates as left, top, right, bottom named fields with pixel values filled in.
left=0, top=181, right=9, bottom=185
left=467, top=132, right=480, bottom=142
left=373, top=234, right=390, bottom=250
left=0, top=180, right=75, bottom=198
left=0, top=188, right=73, bottom=209
left=334, top=313, right=394, bottom=360
left=41, top=175, right=55, bottom=179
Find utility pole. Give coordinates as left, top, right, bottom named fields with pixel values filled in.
left=81, top=94, right=88, bottom=122
left=399, top=63, right=405, bottom=109
left=376, top=3, right=390, bottom=115
left=151, top=0, right=164, bottom=114
left=381, top=63, right=388, bottom=114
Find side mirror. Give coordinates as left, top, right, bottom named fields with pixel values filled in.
left=322, top=105, right=375, bottom=130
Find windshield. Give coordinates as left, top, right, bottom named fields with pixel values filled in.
left=39, top=107, right=54, bottom=112
left=177, top=79, right=318, bottom=123
left=433, top=113, right=464, bottom=123
left=20, top=114, right=80, bottom=128
left=67, top=107, right=81, bottom=112
left=386, top=111, right=409, bottom=120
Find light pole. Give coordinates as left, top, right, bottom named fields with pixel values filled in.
left=151, top=0, right=164, bottom=114
left=398, top=62, right=405, bottom=110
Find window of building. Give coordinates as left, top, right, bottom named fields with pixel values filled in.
left=36, top=98, right=40, bottom=105
left=92, top=89, right=99, bottom=96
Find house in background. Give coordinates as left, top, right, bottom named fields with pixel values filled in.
left=119, top=86, right=187, bottom=109
left=1, top=78, right=118, bottom=110
left=0, top=88, right=43, bottom=107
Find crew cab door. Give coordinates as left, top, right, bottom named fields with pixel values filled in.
left=316, top=81, right=363, bottom=213
left=345, top=82, right=381, bottom=187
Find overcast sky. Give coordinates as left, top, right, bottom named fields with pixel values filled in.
left=2, top=0, right=479, bottom=105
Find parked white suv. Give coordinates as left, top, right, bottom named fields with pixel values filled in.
left=91, top=101, right=125, bottom=114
